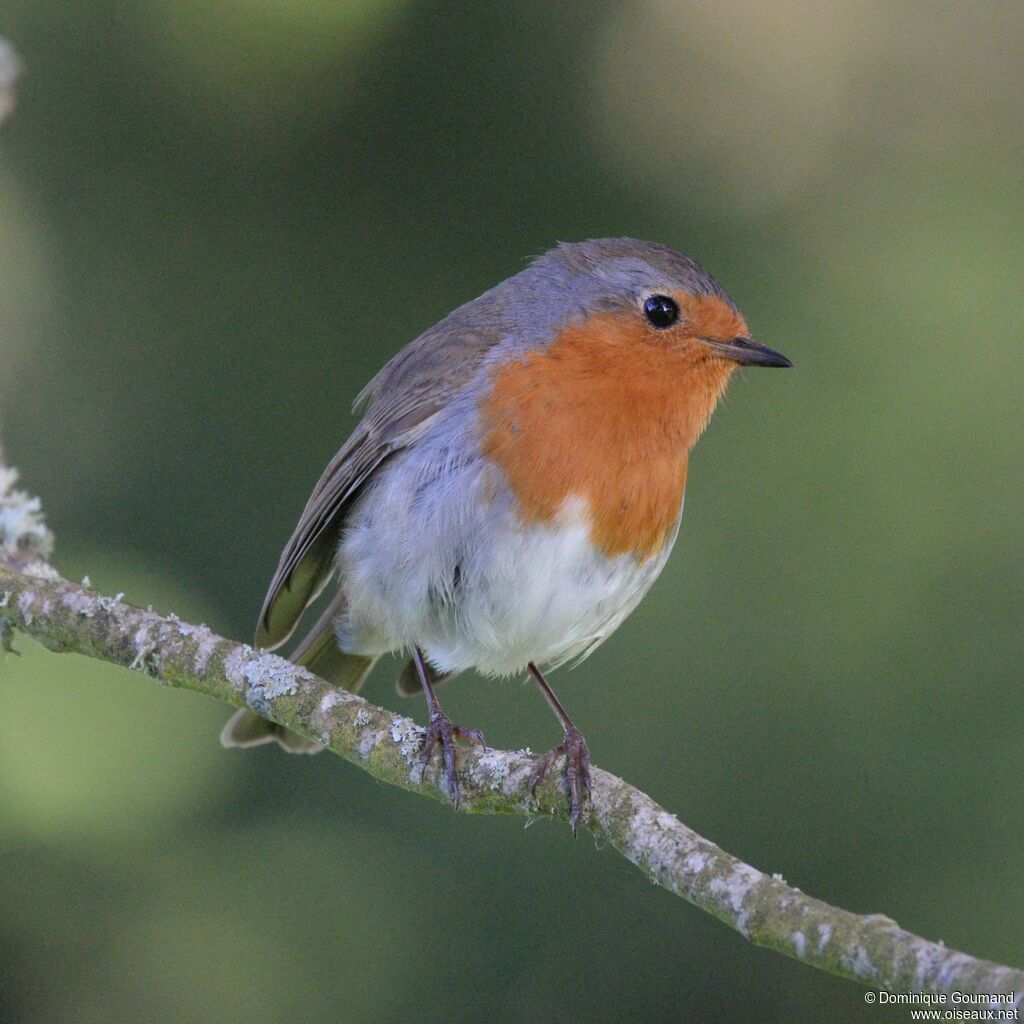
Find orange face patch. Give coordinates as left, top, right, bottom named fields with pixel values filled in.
left=675, top=291, right=749, bottom=342
left=480, top=301, right=741, bottom=561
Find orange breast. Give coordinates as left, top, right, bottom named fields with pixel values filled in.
left=480, top=307, right=737, bottom=561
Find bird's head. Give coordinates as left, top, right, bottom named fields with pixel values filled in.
left=479, top=238, right=793, bottom=470
left=529, top=237, right=791, bottom=378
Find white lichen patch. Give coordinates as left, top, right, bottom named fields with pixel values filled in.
left=129, top=636, right=155, bottom=671
left=817, top=922, right=833, bottom=952
left=628, top=804, right=672, bottom=862
left=175, top=621, right=220, bottom=674
left=224, top=647, right=307, bottom=715
left=683, top=851, right=709, bottom=876
left=358, top=728, right=383, bottom=759
left=707, top=863, right=764, bottom=936
left=624, top=800, right=710, bottom=897
left=16, top=591, right=35, bottom=625
left=130, top=622, right=157, bottom=669
left=389, top=715, right=425, bottom=769
left=62, top=590, right=97, bottom=618
left=311, top=689, right=367, bottom=740
left=0, top=466, right=55, bottom=560
left=95, top=593, right=124, bottom=612
left=793, top=931, right=806, bottom=958
left=909, top=943, right=974, bottom=993
left=130, top=617, right=170, bottom=674
left=22, top=560, right=59, bottom=580
left=842, top=945, right=878, bottom=981
left=316, top=690, right=341, bottom=714
left=318, top=689, right=363, bottom=715
left=473, top=748, right=520, bottom=792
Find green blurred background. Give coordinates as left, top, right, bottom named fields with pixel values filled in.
left=1, top=2, right=1021, bottom=1021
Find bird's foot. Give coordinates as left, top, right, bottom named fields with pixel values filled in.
left=420, top=712, right=486, bottom=811
left=529, top=727, right=592, bottom=835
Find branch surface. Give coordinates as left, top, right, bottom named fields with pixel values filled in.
left=1, top=497, right=1020, bottom=1005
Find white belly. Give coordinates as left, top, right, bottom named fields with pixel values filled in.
left=337, top=452, right=679, bottom=677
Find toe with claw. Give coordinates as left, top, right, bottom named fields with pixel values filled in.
left=529, top=727, right=592, bottom=835
left=419, top=713, right=486, bottom=810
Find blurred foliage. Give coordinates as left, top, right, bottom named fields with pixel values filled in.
left=0, top=2, right=1021, bottom=1021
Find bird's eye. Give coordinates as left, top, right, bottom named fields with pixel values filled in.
left=642, top=294, right=680, bottom=329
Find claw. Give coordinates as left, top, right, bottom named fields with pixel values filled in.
left=419, top=714, right=486, bottom=811
left=460, top=727, right=487, bottom=748
left=528, top=727, right=591, bottom=835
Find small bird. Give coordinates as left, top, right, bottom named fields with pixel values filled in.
left=223, top=238, right=790, bottom=831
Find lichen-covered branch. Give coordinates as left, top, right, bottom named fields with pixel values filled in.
left=0, top=465, right=1020, bottom=1005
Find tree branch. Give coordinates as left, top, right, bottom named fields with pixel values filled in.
left=0, top=460, right=1020, bottom=1006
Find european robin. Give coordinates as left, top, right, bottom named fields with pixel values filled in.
left=222, top=238, right=791, bottom=831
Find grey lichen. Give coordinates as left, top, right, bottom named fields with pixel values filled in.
left=708, top=863, right=764, bottom=937
left=224, top=646, right=307, bottom=715
left=17, top=590, right=36, bottom=625
left=130, top=639, right=159, bottom=675
left=683, top=851, right=710, bottom=875
left=473, top=747, right=518, bottom=791
left=0, top=466, right=55, bottom=567
left=358, top=728, right=384, bottom=760
left=843, top=945, right=879, bottom=982
left=62, top=590, right=97, bottom=618
left=174, top=621, right=220, bottom=675
left=390, top=715, right=425, bottom=769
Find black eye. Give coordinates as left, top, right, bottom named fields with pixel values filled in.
left=643, top=294, right=679, bottom=329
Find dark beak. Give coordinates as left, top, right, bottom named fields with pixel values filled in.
left=704, top=337, right=792, bottom=368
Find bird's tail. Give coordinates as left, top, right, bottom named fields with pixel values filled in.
left=221, top=595, right=376, bottom=754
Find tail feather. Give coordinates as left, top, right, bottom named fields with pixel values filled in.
left=220, top=709, right=324, bottom=754
left=396, top=656, right=455, bottom=697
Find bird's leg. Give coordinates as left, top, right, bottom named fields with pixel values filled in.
left=414, top=646, right=485, bottom=810
left=526, top=662, right=591, bottom=835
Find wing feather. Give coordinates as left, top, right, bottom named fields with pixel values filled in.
left=254, top=307, right=506, bottom=652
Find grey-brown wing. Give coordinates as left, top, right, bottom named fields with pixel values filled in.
left=254, top=421, right=396, bottom=650
left=254, top=307, right=506, bottom=652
